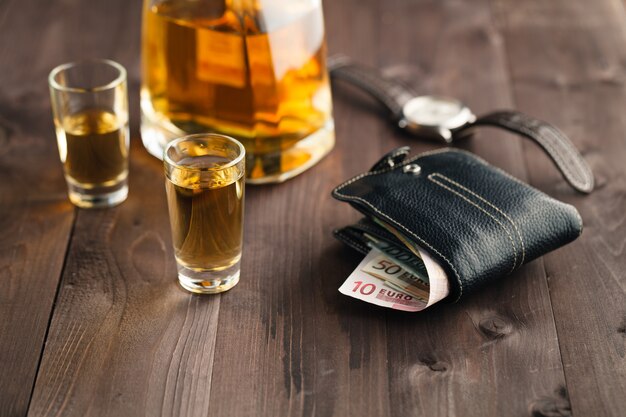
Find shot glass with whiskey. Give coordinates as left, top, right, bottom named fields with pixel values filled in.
left=164, top=134, right=245, bottom=294
left=49, top=59, right=129, bottom=208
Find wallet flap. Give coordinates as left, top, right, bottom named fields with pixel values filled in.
left=332, top=148, right=583, bottom=301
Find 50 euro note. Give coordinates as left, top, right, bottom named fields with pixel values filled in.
left=339, top=247, right=450, bottom=312
left=363, top=233, right=429, bottom=279
left=362, top=234, right=430, bottom=300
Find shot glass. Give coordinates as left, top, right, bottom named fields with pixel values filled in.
left=49, top=59, right=129, bottom=208
left=164, top=134, right=246, bottom=294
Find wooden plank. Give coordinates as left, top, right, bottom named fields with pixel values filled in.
left=23, top=1, right=216, bottom=416
left=491, top=0, right=626, bottom=415
left=26, top=0, right=233, bottom=413
left=0, top=0, right=76, bottom=415
left=27, top=1, right=391, bottom=416
left=206, top=1, right=394, bottom=416
left=375, top=1, right=572, bottom=416
left=28, top=144, right=223, bottom=417
left=16, top=0, right=623, bottom=416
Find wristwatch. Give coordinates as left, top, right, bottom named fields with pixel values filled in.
left=328, top=55, right=595, bottom=193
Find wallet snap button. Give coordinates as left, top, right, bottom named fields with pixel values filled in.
left=403, top=164, right=422, bottom=175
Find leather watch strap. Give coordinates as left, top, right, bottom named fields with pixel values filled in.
left=328, top=55, right=415, bottom=118
left=456, top=111, right=594, bottom=193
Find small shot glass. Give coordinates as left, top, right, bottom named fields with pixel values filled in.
left=49, top=59, right=129, bottom=208
left=164, top=134, right=246, bottom=294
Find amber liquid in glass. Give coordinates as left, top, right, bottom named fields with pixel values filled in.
left=165, top=155, right=244, bottom=271
left=142, top=0, right=334, bottom=182
left=56, top=109, right=128, bottom=187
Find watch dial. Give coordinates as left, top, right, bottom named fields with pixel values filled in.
left=402, top=96, right=470, bottom=128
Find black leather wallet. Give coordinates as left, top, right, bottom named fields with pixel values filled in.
left=332, top=147, right=584, bottom=302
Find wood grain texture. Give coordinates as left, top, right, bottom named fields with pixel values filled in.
left=2, top=0, right=624, bottom=416
left=27, top=142, right=224, bottom=417
left=372, top=1, right=570, bottom=416
left=0, top=0, right=76, bottom=415
left=492, top=0, right=626, bottom=415
left=23, top=1, right=220, bottom=416
left=207, top=1, right=393, bottom=415
left=209, top=0, right=569, bottom=415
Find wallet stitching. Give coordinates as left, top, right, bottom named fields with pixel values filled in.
left=428, top=174, right=518, bottom=274
left=334, top=147, right=585, bottom=195
left=331, top=192, right=464, bottom=301
left=430, top=173, right=526, bottom=267
left=332, top=148, right=455, bottom=194
left=332, top=149, right=494, bottom=302
left=332, top=148, right=584, bottom=300
left=466, top=153, right=584, bottom=235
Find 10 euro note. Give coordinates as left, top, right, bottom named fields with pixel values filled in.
left=339, top=249, right=427, bottom=312
left=362, top=234, right=430, bottom=299
left=361, top=254, right=430, bottom=301
left=339, top=246, right=451, bottom=312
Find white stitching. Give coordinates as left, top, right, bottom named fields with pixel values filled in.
left=428, top=174, right=518, bottom=274
left=332, top=147, right=583, bottom=300
left=332, top=148, right=491, bottom=302
left=494, top=117, right=593, bottom=190
left=431, top=173, right=526, bottom=267
left=332, top=192, right=465, bottom=301
left=332, top=148, right=455, bottom=194
left=331, top=148, right=531, bottom=301
left=427, top=149, right=583, bottom=240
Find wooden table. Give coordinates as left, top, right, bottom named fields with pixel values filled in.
left=1, top=0, right=625, bottom=416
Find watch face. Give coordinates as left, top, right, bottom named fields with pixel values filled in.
left=402, top=96, right=473, bottom=129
